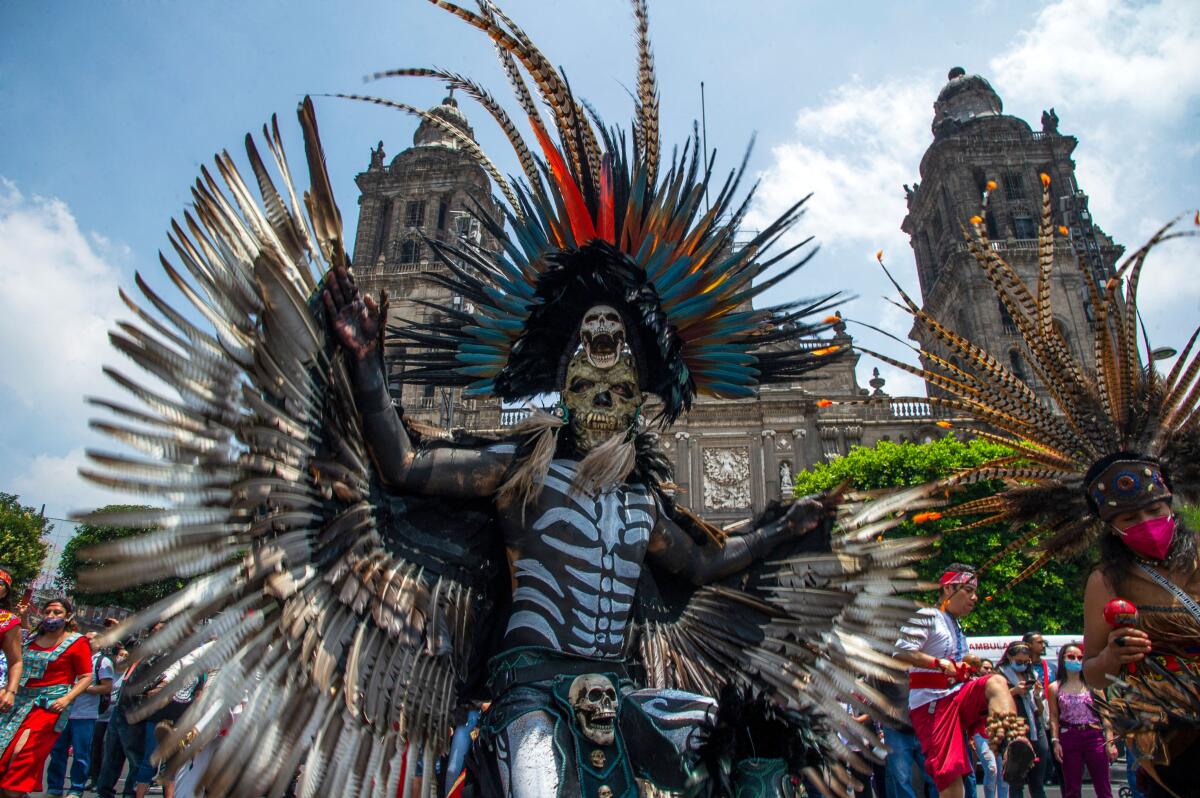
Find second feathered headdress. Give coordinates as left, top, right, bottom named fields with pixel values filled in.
left=828, top=172, right=1199, bottom=588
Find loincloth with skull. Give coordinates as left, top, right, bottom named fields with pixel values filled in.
left=475, top=648, right=716, bottom=797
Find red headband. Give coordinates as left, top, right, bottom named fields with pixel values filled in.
left=939, top=570, right=977, bottom=588
left=0, top=569, right=10, bottom=587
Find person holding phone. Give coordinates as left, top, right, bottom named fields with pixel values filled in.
left=998, top=642, right=1048, bottom=798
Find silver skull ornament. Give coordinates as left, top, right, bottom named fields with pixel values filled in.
left=568, top=673, right=617, bottom=746
left=579, top=305, right=626, bottom=369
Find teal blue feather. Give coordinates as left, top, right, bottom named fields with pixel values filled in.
left=462, top=326, right=513, bottom=345
left=688, top=351, right=758, bottom=365
left=652, top=255, right=697, bottom=299
left=457, top=365, right=503, bottom=377
left=458, top=343, right=504, bottom=356
left=472, top=315, right=525, bottom=333
left=705, top=382, right=756, bottom=397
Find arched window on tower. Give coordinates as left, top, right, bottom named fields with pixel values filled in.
left=999, top=300, right=1017, bottom=335
left=1003, top=171, right=1027, bottom=201
left=374, top=199, right=393, bottom=263
left=400, top=239, right=421, bottom=264
left=1009, top=348, right=1028, bottom=382
left=985, top=212, right=1001, bottom=240
left=1012, top=213, right=1037, bottom=239
left=405, top=200, right=426, bottom=227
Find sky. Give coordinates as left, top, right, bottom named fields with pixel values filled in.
left=0, top=0, right=1197, bottom=526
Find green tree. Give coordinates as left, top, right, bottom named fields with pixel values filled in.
left=0, top=492, right=51, bottom=590
left=58, top=504, right=184, bottom=611
left=794, top=435, right=1091, bottom=636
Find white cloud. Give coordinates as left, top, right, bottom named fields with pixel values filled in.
left=746, top=76, right=937, bottom=254
left=9, top=447, right=120, bottom=518
left=746, top=77, right=941, bottom=396
left=992, top=0, right=1200, bottom=340
left=749, top=0, right=1200, bottom=401
left=0, top=180, right=130, bottom=519
left=992, top=0, right=1200, bottom=120
left=0, top=180, right=125, bottom=418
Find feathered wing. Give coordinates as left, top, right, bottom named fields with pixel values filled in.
left=635, top=488, right=938, bottom=795
left=825, top=174, right=1199, bottom=591
left=78, top=100, right=504, bottom=798
left=1095, top=657, right=1200, bottom=791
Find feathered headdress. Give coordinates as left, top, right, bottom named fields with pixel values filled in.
left=826, top=172, right=1199, bottom=588
left=338, top=0, right=844, bottom=422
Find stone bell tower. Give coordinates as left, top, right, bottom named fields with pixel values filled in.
left=351, top=94, right=505, bottom=430
left=901, top=68, right=1124, bottom=398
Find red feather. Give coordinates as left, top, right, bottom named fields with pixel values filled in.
left=530, top=123, right=595, bottom=245
left=598, top=154, right=615, bottom=244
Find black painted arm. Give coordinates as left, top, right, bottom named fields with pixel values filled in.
left=646, top=494, right=832, bottom=586
left=324, top=262, right=512, bottom=499
left=350, top=360, right=512, bottom=498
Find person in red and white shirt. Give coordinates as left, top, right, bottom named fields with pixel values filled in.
left=894, top=564, right=1037, bottom=798
left=0, top=597, right=94, bottom=797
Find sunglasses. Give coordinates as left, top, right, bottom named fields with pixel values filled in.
left=1063, top=654, right=1083, bottom=661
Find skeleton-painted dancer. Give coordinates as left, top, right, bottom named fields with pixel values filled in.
left=79, top=3, right=938, bottom=796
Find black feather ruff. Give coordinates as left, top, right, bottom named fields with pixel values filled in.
left=692, top=683, right=835, bottom=797
left=495, top=240, right=695, bottom=420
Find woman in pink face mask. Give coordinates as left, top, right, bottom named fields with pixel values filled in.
left=1080, top=453, right=1200, bottom=797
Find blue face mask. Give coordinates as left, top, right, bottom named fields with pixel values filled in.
left=40, top=617, right=67, bottom=633
left=1011, top=662, right=1029, bottom=672
left=1064, top=660, right=1083, bottom=673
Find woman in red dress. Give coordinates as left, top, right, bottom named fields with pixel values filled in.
left=0, top=597, right=94, bottom=798
left=0, top=568, right=23, bottom=714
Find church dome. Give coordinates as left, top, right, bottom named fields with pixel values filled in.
left=413, top=93, right=476, bottom=148
left=931, top=67, right=1003, bottom=138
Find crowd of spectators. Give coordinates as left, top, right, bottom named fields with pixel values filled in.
left=0, top=597, right=211, bottom=798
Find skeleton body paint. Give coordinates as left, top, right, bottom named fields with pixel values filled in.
left=499, top=460, right=653, bottom=659
left=76, top=1, right=933, bottom=794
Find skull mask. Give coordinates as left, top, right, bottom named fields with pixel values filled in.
left=563, top=352, right=642, bottom=452
left=579, top=305, right=626, bottom=369
left=568, top=673, right=617, bottom=746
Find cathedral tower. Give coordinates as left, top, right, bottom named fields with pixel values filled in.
left=351, top=95, right=505, bottom=430
left=901, top=68, right=1124, bottom=397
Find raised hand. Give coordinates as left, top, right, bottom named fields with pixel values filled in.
left=783, top=484, right=844, bottom=536
left=322, top=263, right=387, bottom=363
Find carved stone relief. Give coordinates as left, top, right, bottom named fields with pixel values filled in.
left=702, top=447, right=751, bottom=510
